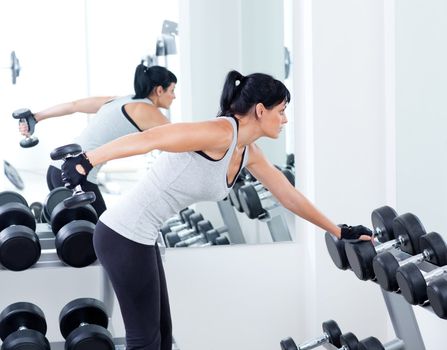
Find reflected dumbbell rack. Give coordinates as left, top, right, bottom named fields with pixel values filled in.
left=227, top=165, right=295, bottom=243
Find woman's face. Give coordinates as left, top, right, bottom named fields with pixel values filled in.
left=158, top=83, right=176, bottom=109
left=261, top=101, right=288, bottom=138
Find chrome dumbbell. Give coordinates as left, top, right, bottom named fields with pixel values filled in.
left=280, top=320, right=342, bottom=350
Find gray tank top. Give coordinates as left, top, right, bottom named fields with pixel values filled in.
left=52, top=95, right=152, bottom=183
left=100, top=116, right=249, bottom=245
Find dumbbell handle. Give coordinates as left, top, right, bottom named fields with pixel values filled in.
left=73, top=185, right=85, bottom=195
left=298, top=332, right=329, bottom=350
left=170, top=223, right=189, bottom=232
left=420, top=264, right=447, bottom=282
left=374, top=235, right=406, bottom=254
left=182, top=233, right=207, bottom=246
left=397, top=248, right=433, bottom=268
left=178, top=227, right=197, bottom=240
left=250, top=183, right=274, bottom=201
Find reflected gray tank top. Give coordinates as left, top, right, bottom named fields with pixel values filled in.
left=52, top=95, right=152, bottom=183
left=100, top=116, right=249, bottom=245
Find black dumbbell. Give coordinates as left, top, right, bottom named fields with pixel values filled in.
left=228, top=175, right=246, bottom=213
left=0, top=302, right=50, bottom=350
left=41, top=187, right=72, bottom=223
left=326, top=205, right=397, bottom=272
left=396, top=254, right=447, bottom=306
left=280, top=320, right=342, bottom=350
left=238, top=168, right=294, bottom=219
left=12, top=108, right=39, bottom=148
left=0, top=191, right=28, bottom=207
left=357, top=336, right=385, bottom=350
left=160, top=208, right=196, bottom=239
left=29, top=201, right=44, bottom=223
left=162, top=208, right=192, bottom=227
left=345, top=208, right=425, bottom=281
left=175, top=220, right=230, bottom=247
left=164, top=211, right=202, bottom=247
left=336, top=332, right=359, bottom=349
left=59, top=298, right=114, bottom=350
left=49, top=200, right=98, bottom=267
left=373, top=231, right=447, bottom=292
left=0, top=191, right=41, bottom=271
left=325, top=224, right=353, bottom=270
left=427, top=274, right=447, bottom=319
left=50, top=143, right=96, bottom=208
left=197, top=220, right=229, bottom=245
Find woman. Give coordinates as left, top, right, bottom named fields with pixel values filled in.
left=19, top=64, right=177, bottom=215
left=60, top=70, right=372, bottom=350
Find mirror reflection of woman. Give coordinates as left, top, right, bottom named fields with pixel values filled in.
left=17, top=64, right=177, bottom=216
left=60, top=70, right=372, bottom=350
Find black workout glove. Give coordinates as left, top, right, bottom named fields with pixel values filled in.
left=340, top=224, right=373, bottom=240
left=26, top=112, right=37, bottom=135
left=61, top=152, right=93, bottom=189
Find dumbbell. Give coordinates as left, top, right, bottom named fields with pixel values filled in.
left=325, top=206, right=396, bottom=271
left=0, top=191, right=41, bottom=271
left=175, top=220, right=230, bottom=247
left=29, top=201, right=44, bottom=223
left=238, top=167, right=295, bottom=220
left=228, top=175, right=246, bottom=213
left=50, top=143, right=96, bottom=208
left=165, top=212, right=204, bottom=247
left=12, top=108, right=39, bottom=148
left=396, top=253, right=447, bottom=306
left=373, top=231, right=447, bottom=292
left=359, top=336, right=405, bottom=350
left=336, top=332, right=360, bottom=349
left=41, top=187, right=72, bottom=224
left=163, top=208, right=193, bottom=227
left=427, top=273, right=447, bottom=319
left=0, top=302, right=50, bottom=350
left=345, top=208, right=425, bottom=281
left=160, top=208, right=196, bottom=238
left=59, top=298, right=114, bottom=350
left=48, top=199, right=98, bottom=267
left=280, top=320, right=342, bottom=350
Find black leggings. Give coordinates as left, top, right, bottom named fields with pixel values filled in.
left=46, top=165, right=107, bottom=216
left=93, top=221, right=172, bottom=350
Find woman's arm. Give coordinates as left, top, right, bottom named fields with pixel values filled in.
left=34, top=96, right=114, bottom=122
left=245, top=144, right=370, bottom=239
left=86, top=118, right=234, bottom=167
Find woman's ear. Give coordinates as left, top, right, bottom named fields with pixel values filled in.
left=156, top=86, right=164, bottom=96
left=255, top=103, right=265, bottom=119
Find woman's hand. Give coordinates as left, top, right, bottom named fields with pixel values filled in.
left=61, top=153, right=93, bottom=189
left=340, top=224, right=373, bottom=241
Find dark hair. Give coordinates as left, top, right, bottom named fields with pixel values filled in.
left=133, top=64, right=177, bottom=99
left=217, top=70, right=290, bottom=117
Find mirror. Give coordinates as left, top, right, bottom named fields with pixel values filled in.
left=0, top=0, right=294, bottom=246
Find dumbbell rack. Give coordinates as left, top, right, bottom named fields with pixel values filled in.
left=339, top=247, right=447, bottom=350
left=26, top=223, right=126, bottom=349
left=35, top=224, right=181, bottom=350
left=218, top=197, right=292, bottom=243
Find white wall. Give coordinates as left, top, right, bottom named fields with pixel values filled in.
left=292, top=0, right=392, bottom=343
left=394, top=0, right=447, bottom=348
